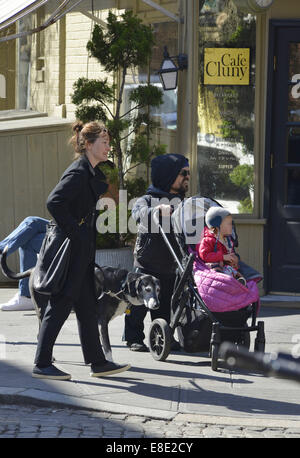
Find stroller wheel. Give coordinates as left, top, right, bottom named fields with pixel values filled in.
left=149, top=319, right=172, bottom=361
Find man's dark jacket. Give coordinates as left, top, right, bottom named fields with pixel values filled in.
left=132, top=185, right=184, bottom=275
left=46, top=154, right=108, bottom=300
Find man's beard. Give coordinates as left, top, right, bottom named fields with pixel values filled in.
left=173, top=181, right=188, bottom=198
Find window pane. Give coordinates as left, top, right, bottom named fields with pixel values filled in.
left=286, top=168, right=300, bottom=205
left=287, top=127, right=300, bottom=163
left=121, top=21, right=178, bottom=185
left=149, top=22, right=178, bottom=131
left=197, top=1, right=256, bottom=214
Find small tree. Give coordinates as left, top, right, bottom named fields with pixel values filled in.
left=229, top=164, right=254, bottom=213
left=71, top=10, right=165, bottom=190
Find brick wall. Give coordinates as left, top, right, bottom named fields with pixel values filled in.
left=30, top=9, right=116, bottom=120
left=65, top=10, right=115, bottom=120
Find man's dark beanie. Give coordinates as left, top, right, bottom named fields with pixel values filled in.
left=151, top=154, right=189, bottom=192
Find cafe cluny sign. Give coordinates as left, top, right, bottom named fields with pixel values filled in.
left=204, top=48, right=250, bottom=85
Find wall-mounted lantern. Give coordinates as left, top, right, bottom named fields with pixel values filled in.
left=157, top=46, right=188, bottom=91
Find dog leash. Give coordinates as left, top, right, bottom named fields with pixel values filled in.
left=99, top=288, right=132, bottom=315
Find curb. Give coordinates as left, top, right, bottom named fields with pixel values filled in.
left=0, top=387, right=176, bottom=421
left=2, top=387, right=300, bottom=429
left=174, top=413, right=300, bottom=429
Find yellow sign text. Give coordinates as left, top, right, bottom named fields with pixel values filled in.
left=204, top=48, right=250, bottom=85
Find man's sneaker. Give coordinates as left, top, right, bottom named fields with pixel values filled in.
left=32, top=364, right=71, bottom=380
left=127, top=342, right=149, bottom=352
left=0, top=293, right=35, bottom=311
left=90, top=361, right=131, bottom=377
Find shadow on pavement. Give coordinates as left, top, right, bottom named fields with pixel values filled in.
left=0, top=360, right=146, bottom=435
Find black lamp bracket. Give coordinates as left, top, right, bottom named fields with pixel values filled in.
left=163, top=46, right=188, bottom=71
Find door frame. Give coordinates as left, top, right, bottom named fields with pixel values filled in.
left=264, top=19, right=300, bottom=293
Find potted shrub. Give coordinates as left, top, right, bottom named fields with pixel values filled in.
left=71, top=10, right=166, bottom=267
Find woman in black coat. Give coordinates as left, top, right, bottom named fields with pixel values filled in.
left=33, top=121, right=130, bottom=380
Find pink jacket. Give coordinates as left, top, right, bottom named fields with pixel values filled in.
left=193, top=256, right=260, bottom=313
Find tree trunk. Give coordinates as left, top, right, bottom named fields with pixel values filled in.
left=115, top=66, right=127, bottom=189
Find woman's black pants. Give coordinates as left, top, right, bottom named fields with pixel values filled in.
left=34, top=264, right=106, bottom=367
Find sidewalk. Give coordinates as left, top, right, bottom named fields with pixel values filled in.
left=0, top=287, right=300, bottom=430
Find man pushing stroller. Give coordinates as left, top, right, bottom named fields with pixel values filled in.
left=124, top=153, right=190, bottom=352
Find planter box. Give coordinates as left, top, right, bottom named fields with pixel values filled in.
left=95, top=247, right=134, bottom=271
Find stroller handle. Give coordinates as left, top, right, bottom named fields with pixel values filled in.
left=220, top=342, right=300, bottom=384
left=153, top=208, right=184, bottom=274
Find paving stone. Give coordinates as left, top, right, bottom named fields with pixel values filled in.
left=1, top=403, right=299, bottom=439
left=202, top=427, right=223, bottom=437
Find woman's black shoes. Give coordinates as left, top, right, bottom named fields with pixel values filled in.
left=32, top=364, right=71, bottom=380
left=32, top=361, right=131, bottom=380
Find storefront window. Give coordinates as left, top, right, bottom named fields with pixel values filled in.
left=123, top=22, right=178, bottom=131
left=121, top=21, right=178, bottom=174
left=198, top=0, right=256, bottom=214
left=149, top=22, right=178, bottom=131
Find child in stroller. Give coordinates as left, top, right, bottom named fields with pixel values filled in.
left=147, top=196, right=265, bottom=371
left=198, top=206, right=247, bottom=286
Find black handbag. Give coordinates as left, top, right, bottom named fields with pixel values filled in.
left=32, top=223, right=71, bottom=296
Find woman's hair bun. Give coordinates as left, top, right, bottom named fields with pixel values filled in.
left=72, top=121, right=84, bottom=134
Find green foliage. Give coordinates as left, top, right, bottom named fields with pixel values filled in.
left=74, top=105, right=107, bottom=124
left=72, top=78, right=115, bottom=107
left=238, top=197, right=253, bottom=214
left=229, top=164, right=254, bottom=191
left=230, top=164, right=254, bottom=214
left=129, top=85, right=163, bottom=108
left=87, top=10, right=155, bottom=72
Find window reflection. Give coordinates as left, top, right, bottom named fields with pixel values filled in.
left=197, top=0, right=256, bottom=214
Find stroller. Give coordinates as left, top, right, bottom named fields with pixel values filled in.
left=148, top=196, right=265, bottom=371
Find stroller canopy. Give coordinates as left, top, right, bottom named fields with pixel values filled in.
left=172, top=195, right=220, bottom=247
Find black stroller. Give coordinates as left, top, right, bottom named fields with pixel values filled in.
left=147, top=196, right=266, bottom=371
